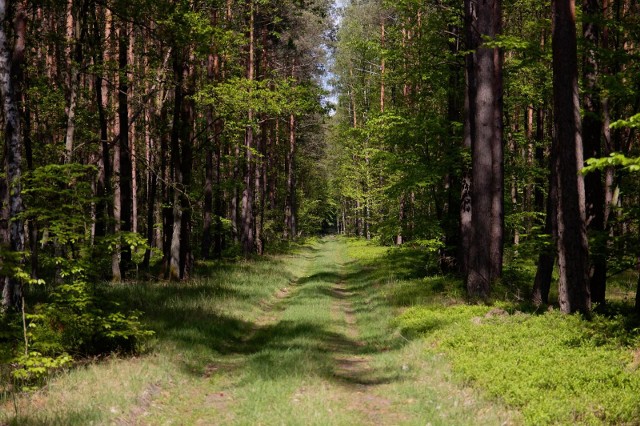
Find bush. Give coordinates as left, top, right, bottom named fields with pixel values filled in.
left=397, top=305, right=640, bottom=424
left=1, top=266, right=153, bottom=393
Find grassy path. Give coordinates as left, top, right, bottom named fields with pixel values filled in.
left=2, top=238, right=518, bottom=425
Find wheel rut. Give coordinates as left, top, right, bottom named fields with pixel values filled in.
left=326, top=269, right=407, bottom=425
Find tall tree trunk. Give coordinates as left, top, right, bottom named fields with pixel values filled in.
left=467, top=0, right=503, bottom=297
left=142, top=40, right=156, bottom=269
left=380, top=17, right=385, bottom=114
left=63, top=0, right=75, bottom=162
left=118, top=21, right=133, bottom=278
left=442, top=21, right=463, bottom=270
left=111, top=11, right=124, bottom=281
left=169, top=50, right=184, bottom=280
left=552, top=0, right=591, bottom=314
left=533, top=136, right=558, bottom=306
left=94, top=5, right=111, bottom=241
left=0, top=0, right=25, bottom=310
left=63, top=0, right=90, bottom=164
left=600, top=0, right=615, bottom=232
left=254, top=20, right=269, bottom=255
left=202, top=134, right=214, bottom=259
left=241, top=0, right=255, bottom=256
left=268, top=119, right=278, bottom=211
left=284, top=113, right=297, bottom=239
left=180, top=52, right=195, bottom=279
left=202, top=51, right=216, bottom=258
left=524, top=106, right=534, bottom=233
left=507, top=108, right=520, bottom=248
left=143, top=127, right=156, bottom=269
left=202, top=9, right=223, bottom=259
left=231, top=143, right=239, bottom=243
left=460, top=0, right=477, bottom=276
left=534, top=108, right=546, bottom=214
left=129, top=30, right=138, bottom=236
left=490, top=0, right=504, bottom=280
left=255, top=120, right=265, bottom=254
left=160, top=100, right=173, bottom=277
left=112, top=123, right=122, bottom=279
left=582, top=0, right=607, bottom=306
left=213, top=111, right=224, bottom=258
left=15, top=1, right=35, bottom=278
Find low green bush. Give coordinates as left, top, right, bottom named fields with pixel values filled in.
left=347, top=238, right=640, bottom=424
left=1, top=271, right=153, bottom=393
left=1, top=164, right=153, bottom=394
left=397, top=305, right=640, bottom=424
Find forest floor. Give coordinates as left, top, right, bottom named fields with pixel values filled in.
left=1, top=237, right=519, bottom=425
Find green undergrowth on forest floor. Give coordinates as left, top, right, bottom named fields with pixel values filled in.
left=2, top=237, right=518, bottom=426
left=0, top=241, right=315, bottom=424
left=344, top=237, right=640, bottom=425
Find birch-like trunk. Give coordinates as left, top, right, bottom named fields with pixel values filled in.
left=0, top=0, right=25, bottom=310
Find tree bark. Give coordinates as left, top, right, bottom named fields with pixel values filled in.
left=533, top=139, right=558, bottom=306
left=179, top=54, right=195, bottom=279
left=490, top=0, right=504, bottom=280
left=380, top=17, right=385, bottom=114
left=240, top=0, right=255, bottom=256
left=467, top=0, right=503, bottom=297
left=213, top=111, right=224, bottom=258
left=582, top=0, right=607, bottom=306
left=142, top=40, right=156, bottom=270
left=202, top=48, right=216, bottom=259
left=118, top=20, right=133, bottom=278
left=93, top=5, right=111, bottom=241
left=255, top=119, right=265, bottom=255
left=160, top=99, right=173, bottom=277
left=129, top=30, right=138, bottom=236
left=0, top=0, right=25, bottom=310
left=460, top=0, right=477, bottom=276
left=552, top=0, right=591, bottom=314
left=284, top=113, right=297, bottom=239
left=169, top=49, right=184, bottom=280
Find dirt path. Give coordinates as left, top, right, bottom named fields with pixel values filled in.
left=2, top=238, right=519, bottom=426
left=327, top=275, right=408, bottom=425
left=227, top=238, right=518, bottom=426
left=206, top=238, right=519, bottom=425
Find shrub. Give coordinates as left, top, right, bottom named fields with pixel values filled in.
left=397, top=305, right=640, bottom=424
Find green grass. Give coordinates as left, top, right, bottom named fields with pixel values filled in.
left=398, top=305, right=640, bottom=424
left=6, top=236, right=637, bottom=425
left=340, top=238, right=640, bottom=424
left=0, top=237, right=517, bottom=425
left=347, top=240, right=640, bottom=425
left=1, top=244, right=314, bottom=425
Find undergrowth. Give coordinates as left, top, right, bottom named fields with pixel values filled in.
left=346, top=237, right=640, bottom=425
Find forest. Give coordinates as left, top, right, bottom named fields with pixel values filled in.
left=1, top=0, right=640, bottom=424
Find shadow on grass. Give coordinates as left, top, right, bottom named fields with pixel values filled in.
left=117, top=241, right=411, bottom=387
left=6, top=410, right=104, bottom=426
left=0, top=241, right=455, bottom=425
left=297, top=271, right=343, bottom=285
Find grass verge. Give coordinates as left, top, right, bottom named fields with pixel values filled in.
left=0, top=242, right=314, bottom=425
left=344, top=238, right=640, bottom=425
